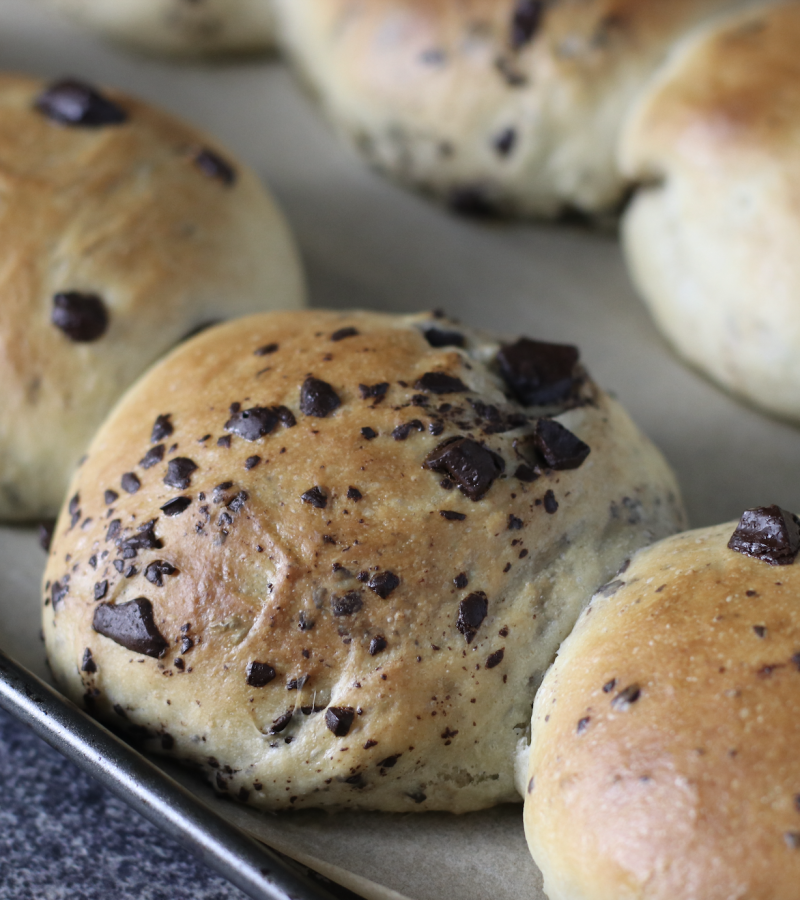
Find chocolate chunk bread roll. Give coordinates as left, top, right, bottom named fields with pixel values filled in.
left=42, top=0, right=276, bottom=57
left=273, top=0, right=743, bottom=219
left=525, top=506, right=800, bottom=900
left=43, top=309, right=684, bottom=813
left=0, top=74, right=304, bottom=522
left=620, top=1, right=800, bottom=422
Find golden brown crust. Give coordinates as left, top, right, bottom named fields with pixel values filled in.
left=0, top=73, right=303, bottom=521
left=43, top=309, right=684, bottom=813
left=526, top=520, right=800, bottom=900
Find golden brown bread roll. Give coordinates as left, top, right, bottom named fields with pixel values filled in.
left=525, top=505, right=800, bottom=899
left=43, top=309, right=684, bottom=812
left=0, top=74, right=304, bottom=522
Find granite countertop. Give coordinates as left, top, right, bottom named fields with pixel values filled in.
left=0, top=706, right=247, bottom=900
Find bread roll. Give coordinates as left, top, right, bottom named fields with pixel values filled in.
left=273, top=0, right=745, bottom=218
left=42, top=0, right=275, bottom=58
left=0, top=74, right=304, bottom=522
left=525, top=505, right=800, bottom=899
left=43, top=309, right=684, bottom=813
left=620, top=1, right=800, bottom=421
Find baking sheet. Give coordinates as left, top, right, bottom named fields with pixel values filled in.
left=2, top=0, right=800, bottom=897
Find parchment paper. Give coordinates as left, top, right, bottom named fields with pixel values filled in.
left=2, top=0, right=800, bottom=897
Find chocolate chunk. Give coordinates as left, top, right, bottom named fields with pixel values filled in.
left=454, top=572, right=469, bottom=589
left=369, top=635, right=388, bottom=656
left=544, top=490, right=558, bottom=514
left=603, top=679, right=617, bottom=694
left=160, top=496, right=191, bottom=517
left=151, top=414, right=173, bottom=443
left=246, top=661, right=277, bottom=687
left=393, top=420, right=424, bottom=441
left=347, top=486, right=362, bottom=502
left=495, top=128, right=517, bottom=157
left=51, top=579, right=69, bottom=608
left=81, top=648, right=97, bottom=674
left=93, top=580, right=108, bottom=601
left=331, top=327, right=359, bottom=341
left=217, top=435, right=231, bottom=449
left=298, top=612, right=314, bottom=632
left=440, top=510, right=466, bottom=521
left=300, top=376, right=341, bottom=417
left=273, top=406, right=297, bottom=428
left=532, top=419, right=590, bottom=470
left=577, top=717, right=590, bottom=735
left=611, top=684, right=641, bottom=711
left=728, top=506, right=800, bottom=566
left=164, top=458, right=198, bottom=490
left=121, top=472, right=141, bottom=494
left=92, top=598, right=168, bottom=658
left=414, top=373, right=468, bottom=394
left=511, top=0, right=544, bottom=49
left=104, top=489, right=119, bottom=506
left=325, top=707, right=355, bottom=737
left=117, top=520, right=162, bottom=555
left=38, top=521, right=55, bottom=552
left=425, top=437, right=505, bottom=500
left=193, top=147, right=236, bottom=185
left=331, top=591, right=363, bottom=617
left=514, top=464, right=538, bottom=483
left=227, top=491, right=248, bottom=514
left=244, top=455, right=261, bottom=470
left=106, top=519, right=121, bottom=541
left=424, top=328, right=465, bottom=348
left=35, top=78, right=127, bottom=127
left=359, top=383, right=389, bottom=404
left=113, top=560, right=125, bottom=573
left=508, top=515, right=523, bottom=530
left=51, top=292, right=108, bottom=342
left=144, top=560, right=177, bottom=588
left=486, top=648, right=505, bottom=669
left=368, top=572, right=400, bottom=599
left=301, top=486, right=327, bottom=509
left=361, top=427, right=378, bottom=440
left=254, top=343, right=279, bottom=356
left=269, top=710, right=294, bottom=735
left=124, top=565, right=137, bottom=578
left=753, top=625, right=767, bottom=639
left=180, top=637, right=194, bottom=654
left=140, top=444, right=165, bottom=469
left=496, top=338, right=579, bottom=406
left=457, top=592, right=488, bottom=643
left=225, top=407, right=278, bottom=442
left=429, top=421, right=444, bottom=436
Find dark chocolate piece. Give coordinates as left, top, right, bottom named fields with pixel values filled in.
left=359, top=383, right=389, bottom=404
left=269, top=711, right=294, bottom=735
left=508, top=515, right=523, bottom=530
left=140, top=444, right=165, bottom=469
left=51, top=579, right=69, bottom=608
left=151, top=414, right=173, bottom=443
left=273, top=406, right=297, bottom=428
left=93, top=580, right=108, bottom=601
left=164, top=458, right=198, bottom=490
left=92, top=598, right=168, bottom=658
left=81, top=648, right=97, bottom=674
left=457, top=592, right=488, bottom=643
left=244, top=455, right=261, bottom=470
left=254, top=343, right=278, bottom=356
left=486, top=648, right=505, bottom=669
left=325, top=707, right=355, bottom=737
left=368, top=572, right=400, bottom=599
left=543, top=490, right=558, bottom=514
left=454, top=572, right=469, bottom=589
left=246, top=661, right=277, bottom=687
left=225, top=407, right=278, bottom=442
left=369, top=635, right=388, bottom=656
left=116, top=520, right=162, bottom=555
left=423, top=328, right=465, bottom=348
left=495, top=128, right=517, bottom=156
left=104, top=489, right=119, bottom=506
left=532, top=419, right=590, bottom=470
left=611, top=684, right=641, bottom=711
left=51, top=292, right=108, bottom=342
left=496, top=338, right=579, bottom=406
left=38, top=521, right=55, bottom=552
left=301, top=486, right=328, bottom=509
left=160, top=496, right=191, bottom=517
left=425, top=437, right=504, bottom=500
left=440, top=510, right=466, bottom=521
left=393, top=420, right=423, bottom=441
left=121, top=472, right=141, bottom=494
left=347, top=487, right=362, bottom=502
left=414, top=373, right=468, bottom=394
left=331, top=592, right=363, bottom=617
left=300, top=376, right=341, bottom=417
left=331, top=327, right=359, bottom=341
left=144, top=560, right=177, bottom=588
left=728, top=506, right=800, bottom=566
left=35, top=78, right=127, bottom=127
left=511, top=0, right=544, bottom=49
left=106, top=519, right=121, bottom=541
left=193, top=147, right=236, bottom=185
left=217, top=435, right=231, bottom=449
left=514, top=464, right=538, bottom=483
left=361, top=427, right=378, bottom=440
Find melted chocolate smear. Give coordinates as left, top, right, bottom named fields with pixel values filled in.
left=38, top=521, right=54, bottom=552
left=511, top=0, right=545, bottom=49
left=151, top=414, right=173, bottom=443
left=225, top=407, right=278, bottom=442
left=368, top=572, right=400, bottom=599
left=35, top=78, right=128, bottom=127
left=331, top=327, right=359, bottom=342
left=160, top=496, right=191, bottom=517
left=140, top=444, right=165, bottom=469
left=121, top=472, right=140, bottom=494
left=81, top=648, right=97, bottom=674
left=300, top=376, right=341, bottom=417
left=93, top=580, right=108, bottom=601
left=301, top=486, right=327, bottom=509
left=347, top=486, right=363, bottom=502
left=246, top=661, right=277, bottom=687
left=254, top=343, right=278, bottom=356
left=457, top=592, right=488, bottom=643
left=497, top=338, right=579, bottom=406
left=193, top=147, right=236, bottom=185
left=728, top=506, right=800, bottom=566
left=144, top=560, right=177, bottom=587
left=51, top=292, right=108, bottom=342
left=424, top=328, right=465, bottom=349
left=164, top=458, right=198, bottom=490
left=414, top=372, right=468, bottom=394
left=425, top=437, right=505, bottom=500
left=359, top=383, right=389, bottom=405
left=533, top=419, right=590, bottom=470
left=92, top=598, right=168, bottom=658
left=331, top=591, right=363, bottom=617
left=369, top=635, right=387, bottom=656
left=325, top=707, right=355, bottom=737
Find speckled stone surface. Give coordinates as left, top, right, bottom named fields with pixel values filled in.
left=0, top=706, right=246, bottom=900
